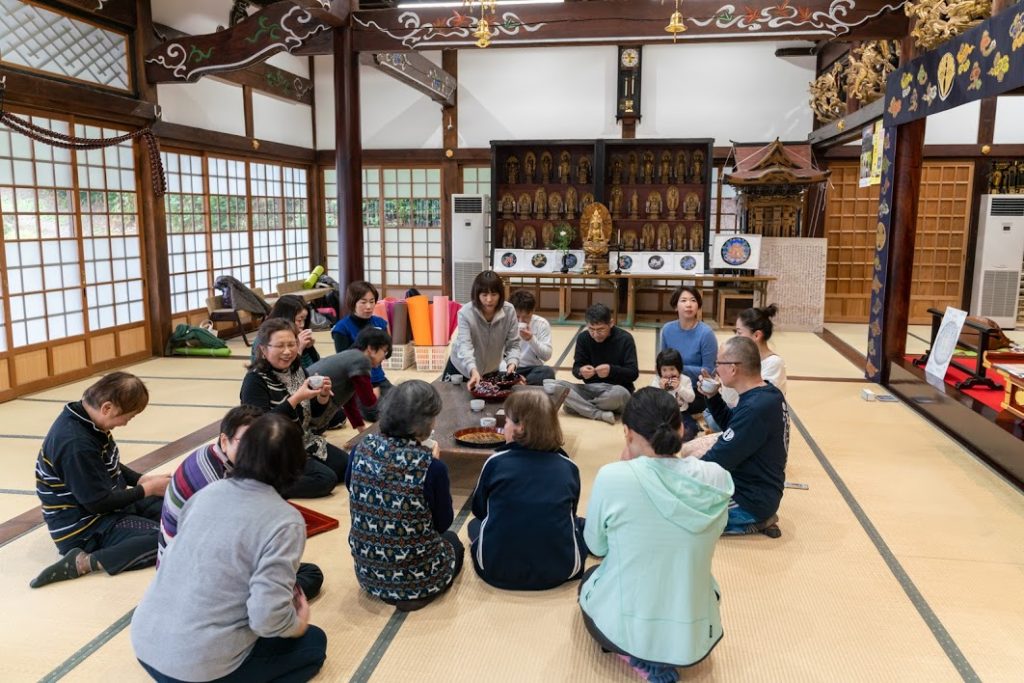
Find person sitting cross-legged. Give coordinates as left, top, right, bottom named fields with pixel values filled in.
left=346, top=380, right=464, bottom=612
left=31, top=372, right=170, bottom=588
left=132, top=414, right=328, bottom=683
left=556, top=303, right=638, bottom=425
left=506, top=289, right=556, bottom=386
left=698, top=336, right=789, bottom=536
left=157, top=405, right=324, bottom=600
left=469, top=390, right=586, bottom=590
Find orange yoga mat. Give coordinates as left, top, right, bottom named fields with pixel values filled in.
left=406, top=294, right=433, bottom=345
left=373, top=301, right=388, bottom=324
left=432, top=295, right=451, bottom=345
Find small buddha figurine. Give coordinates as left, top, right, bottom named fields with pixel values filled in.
left=673, top=224, right=688, bottom=250
left=542, top=222, right=555, bottom=248
left=518, top=193, right=532, bottom=220
left=610, top=187, right=624, bottom=218
left=534, top=187, right=547, bottom=219
left=691, top=149, right=705, bottom=184
left=666, top=187, right=680, bottom=219
left=623, top=230, right=638, bottom=251
left=642, top=152, right=655, bottom=184
left=628, top=191, right=639, bottom=219
left=675, top=150, right=689, bottom=183
left=683, top=192, right=700, bottom=220
left=524, top=152, right=537, bottom=183
left=548, top=192, right=562, bottom=220
left=565, top=187, right=578, bottom=219
left=576, top=155, right=591, bottom=185
left=500, top=193, right=515, bottom=218
left=690, top=224, right=702, bottom=251
left=502, top=221, right=517, bottom=248
left=640, top=223, right=656, bottom=250
left=646, top=191, right=662, bottom=219
left=656, top=224, right=671, bottom=251
left=580, top=193, right=595, bottom=211
left=558, top=151, right=572, bottom=185
left=540, top=151, right=553, bottom=184
left=506, top=155, right=520, bottom=184
left=627, top=152, right=638, bottom=184
left=521, top=225, right=537, bottom=249
left=611, top=156, right=624, bottom=185
left=660, top=151, right=673, bottom=183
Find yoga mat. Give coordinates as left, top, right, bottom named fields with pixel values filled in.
left=302, top=265, right=324, bottom=289
left=172, top=347, right=231, bottom=357
left=406, top=295, right=433, bottom=345
left=432, top=296, right=451, bottom=345
left=391, top=301, right=410, bottom=344
left=448, top=300, right=462, bottom=338
left=383, top=299, right=397, bottom=330
left=373, top=300, right=388, bottom=323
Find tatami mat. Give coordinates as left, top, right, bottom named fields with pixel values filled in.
left=2, top=328, right=1024, bottom=682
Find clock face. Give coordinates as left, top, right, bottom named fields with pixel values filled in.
left=621, top=48, right=639, bottom=68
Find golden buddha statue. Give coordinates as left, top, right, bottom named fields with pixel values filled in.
left=581, top=203, right=612, bottom=274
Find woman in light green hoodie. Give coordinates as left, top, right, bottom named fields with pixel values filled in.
left=579, top=388, right=734, bottom=681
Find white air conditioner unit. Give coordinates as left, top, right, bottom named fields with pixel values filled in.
left=451, top=193, right=489, bottom=304
left=971, top=194, right=1024, bottom=328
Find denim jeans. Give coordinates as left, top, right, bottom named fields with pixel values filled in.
left=723, top=502, right=760, bottom=535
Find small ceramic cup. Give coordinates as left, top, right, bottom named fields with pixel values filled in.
left=307, top=375, right=324, bottom=390
left=470, top=399, right=485, bottom=412
left=450, top=374, right=463, bottom=385
left=480, top=416, right=497, bottom=429
left=699, top=377, right=719, bottom=394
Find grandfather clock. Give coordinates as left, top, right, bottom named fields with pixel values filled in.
left=616, top=46, right=642, bottom=127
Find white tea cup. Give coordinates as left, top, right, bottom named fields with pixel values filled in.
left=480, top=417, right=497, bottom=429
left=450, top=374, right=464, bottom=385
left=307, top=375, right=324, bottom=390
left=470, top=399, right=485, bottom=412
left=699, top=377, right=719, bottom=394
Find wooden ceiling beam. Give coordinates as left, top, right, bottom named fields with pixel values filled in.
left=359, top=51, right=456, bottom=106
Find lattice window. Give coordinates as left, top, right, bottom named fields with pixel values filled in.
left=209, top=157, right=250, bottom=286
left=0, top=115, right=83, bottom=347
left=76, top=124, right=144, bottom=332
left=283, top=166, right=309, bottom=280
left=164, top=152, right=210, bottom=314
left=324, top=168, right=339, bottom=280
left=250, top=162, right=285, bottom=293
left=362, top=168, right=383, bottom=285
left=380, top=167, right=442, bottom=288
left=0, top=0, right=130, bottom=91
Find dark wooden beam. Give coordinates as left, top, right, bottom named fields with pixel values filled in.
left=829, top=9, right=907, bottom=42
left=335, top=25, right=364, bottom=291
left=153, top=23, right=314, bottom=104
left=978, top=97, right=997, bottom=145
left=153, top=121, right=316, bottom=162
left=352, top=0, right=904, bottom=50
left=776, top=46, right=816, bottom=58
left=360, top=51, right=455, bottom=106
left=825, top=143, right=1024, bottom=158
left=808, top=96, right=884, bottom=148
left=0, top=67, right=159, bottom=124
left=441, top=48, right=458, bottom=298
left=145, top=1, right=343, bottom=85
left=40, top=0, right=136, bottom=27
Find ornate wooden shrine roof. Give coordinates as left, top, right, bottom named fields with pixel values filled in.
left=723, top=139, right=830, bottom=187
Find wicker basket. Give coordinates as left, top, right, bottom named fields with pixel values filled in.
left=414, top=345, right=449, bottom=372
left=384, top=342, right=415, bottom=371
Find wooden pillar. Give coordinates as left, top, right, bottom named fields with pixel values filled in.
left=334, top=25, right=363, bottom=291
left=880, top=119, right=926, bottom=377
left=135, top=0, right=171, bottom=355
left=441, top=49, right=459, bottom=298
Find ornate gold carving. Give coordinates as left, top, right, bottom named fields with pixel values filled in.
left=904, top=0, right=992, bottom=49
left=848, top=41, right=899, bottom=104
left=581, top=203, right=612, bottom=274
left=808, top=61, right=845, bottom=123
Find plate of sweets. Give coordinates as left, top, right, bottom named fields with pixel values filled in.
left=471, top=371, right=526, bottom=402
left=453, top=427, right=506, bottom=448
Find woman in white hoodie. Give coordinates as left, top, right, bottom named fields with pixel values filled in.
left=444, top=270, right=521, bottom=391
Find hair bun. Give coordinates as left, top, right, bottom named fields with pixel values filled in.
left=763, top=303, right=779, bottom=318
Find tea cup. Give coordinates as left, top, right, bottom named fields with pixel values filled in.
left=480, top=417, right=497, bottom=429
left=470, top=399, right=485, bottom=412
left=699, top=377, right=719, bottom=395
left=450, top=374, right=464, bottom=385
left=307, top=375, right=324, bottom=390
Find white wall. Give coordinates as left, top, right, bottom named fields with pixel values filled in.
left=994, top=96, right=1024, bottom=144
left=314, top=56, right=336, bottom=150
left=458, top=46, right=619, bottom=147
left=639, top=42, right=814, bottom=145
left=252, top=93, right=314, bottom=148
left=924, top=99, right=979, bottom=145
left=157, top=79, right=245, bottom=137
left=152, top=0, right=230, bottom=35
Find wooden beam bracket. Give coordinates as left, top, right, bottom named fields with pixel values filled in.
left=360, top=51, right=455, bottom=106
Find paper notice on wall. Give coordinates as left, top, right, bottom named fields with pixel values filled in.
left=858, top=120, right=883, bottom=188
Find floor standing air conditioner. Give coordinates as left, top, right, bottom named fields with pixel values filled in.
left=451, top=194, right=489, bottom=304
left=971, top=194, right=1024, bottom=328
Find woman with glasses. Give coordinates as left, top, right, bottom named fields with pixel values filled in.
left=240, top=318, right=347, bottom=498
left=250, top=295, right=320, bottom=369
left=659, top=285, right=718, bottom=414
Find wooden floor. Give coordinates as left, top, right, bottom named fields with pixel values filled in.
left=2, top=325, right=1024, bottom=682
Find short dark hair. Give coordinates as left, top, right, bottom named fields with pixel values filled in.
left=508, top=289, right=536, bottom=314
left=723, top=336, right=762, bottom=375
left=670, top=285, right=703, bottom=309
left=655, top=348, right=683, bottom=375
left=585, top=302, right=612, bottom=325
left=83, top=372, right=149, bottom=414
left=268, top=295, right=309, bottom=330
left=471, top=270, right=505, bottom=310
left=230, top=413, right=307, bottom=493
left=379, top=380, right=442, bottom=439
left=738, top=303, right=779, bottom=341
left=252, top=318, right=300, bottom=374
left=504, top=390, right=563, bottom=452
left=219, top=404, right=264, bottom=440
left=353, top=327, right=392, bottom=359
left=623, top=388, right=683, bottom=456
left=345, top=281, right=380, bottom=314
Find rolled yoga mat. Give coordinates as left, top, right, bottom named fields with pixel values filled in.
left=391, top=301, right=410, bottom=344
left=172, top=347, right=232, bottom=357
left=406, top=295, right=433, bottom=345
left=432, top=296, right=451, bottom=345
left=373, top=300, right=388, bottom=323
left=448, top=300, right=461, bottom=339
left=302, top=265, right=324, bottom=289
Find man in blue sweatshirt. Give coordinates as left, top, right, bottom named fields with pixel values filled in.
left=557, top=303, right=639, bottom=425
left=700, top=336, right=788, bottom=536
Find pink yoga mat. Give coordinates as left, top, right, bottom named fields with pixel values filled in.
left=406, top=295, right=432, bottom=345
left=372, top=301, right=388, bottom=324
left=432, top=296, right=451, bottom=345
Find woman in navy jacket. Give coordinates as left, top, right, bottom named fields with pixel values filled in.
left=469, top=390, right=587, bottom=590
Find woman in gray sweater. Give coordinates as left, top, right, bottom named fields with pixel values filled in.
left=131, top=414, right=327, bottom=683
left=444, top=270, right=521, bottom=391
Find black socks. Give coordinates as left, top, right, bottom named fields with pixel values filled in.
left=29, top=548, right=85, bottom=588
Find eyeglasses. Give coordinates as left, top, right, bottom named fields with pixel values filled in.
left=715, top=360, right=741, bottom=366
left=267, top=343, right=298, bottom=350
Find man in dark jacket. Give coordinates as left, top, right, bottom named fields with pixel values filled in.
left=557, top=303, right=639, bottom=425
left=700, top=336, right=789, bottom=536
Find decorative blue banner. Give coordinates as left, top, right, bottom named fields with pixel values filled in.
left=866, top=125, right=897, bottom=381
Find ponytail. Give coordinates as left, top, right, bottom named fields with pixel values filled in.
left=622, top=388, right=683, bottom=456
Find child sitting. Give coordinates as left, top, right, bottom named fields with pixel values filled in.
left=649, top=349, right=699, bottom=442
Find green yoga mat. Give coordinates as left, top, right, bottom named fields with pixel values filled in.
left=172, top=347, right=232, bottom=357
